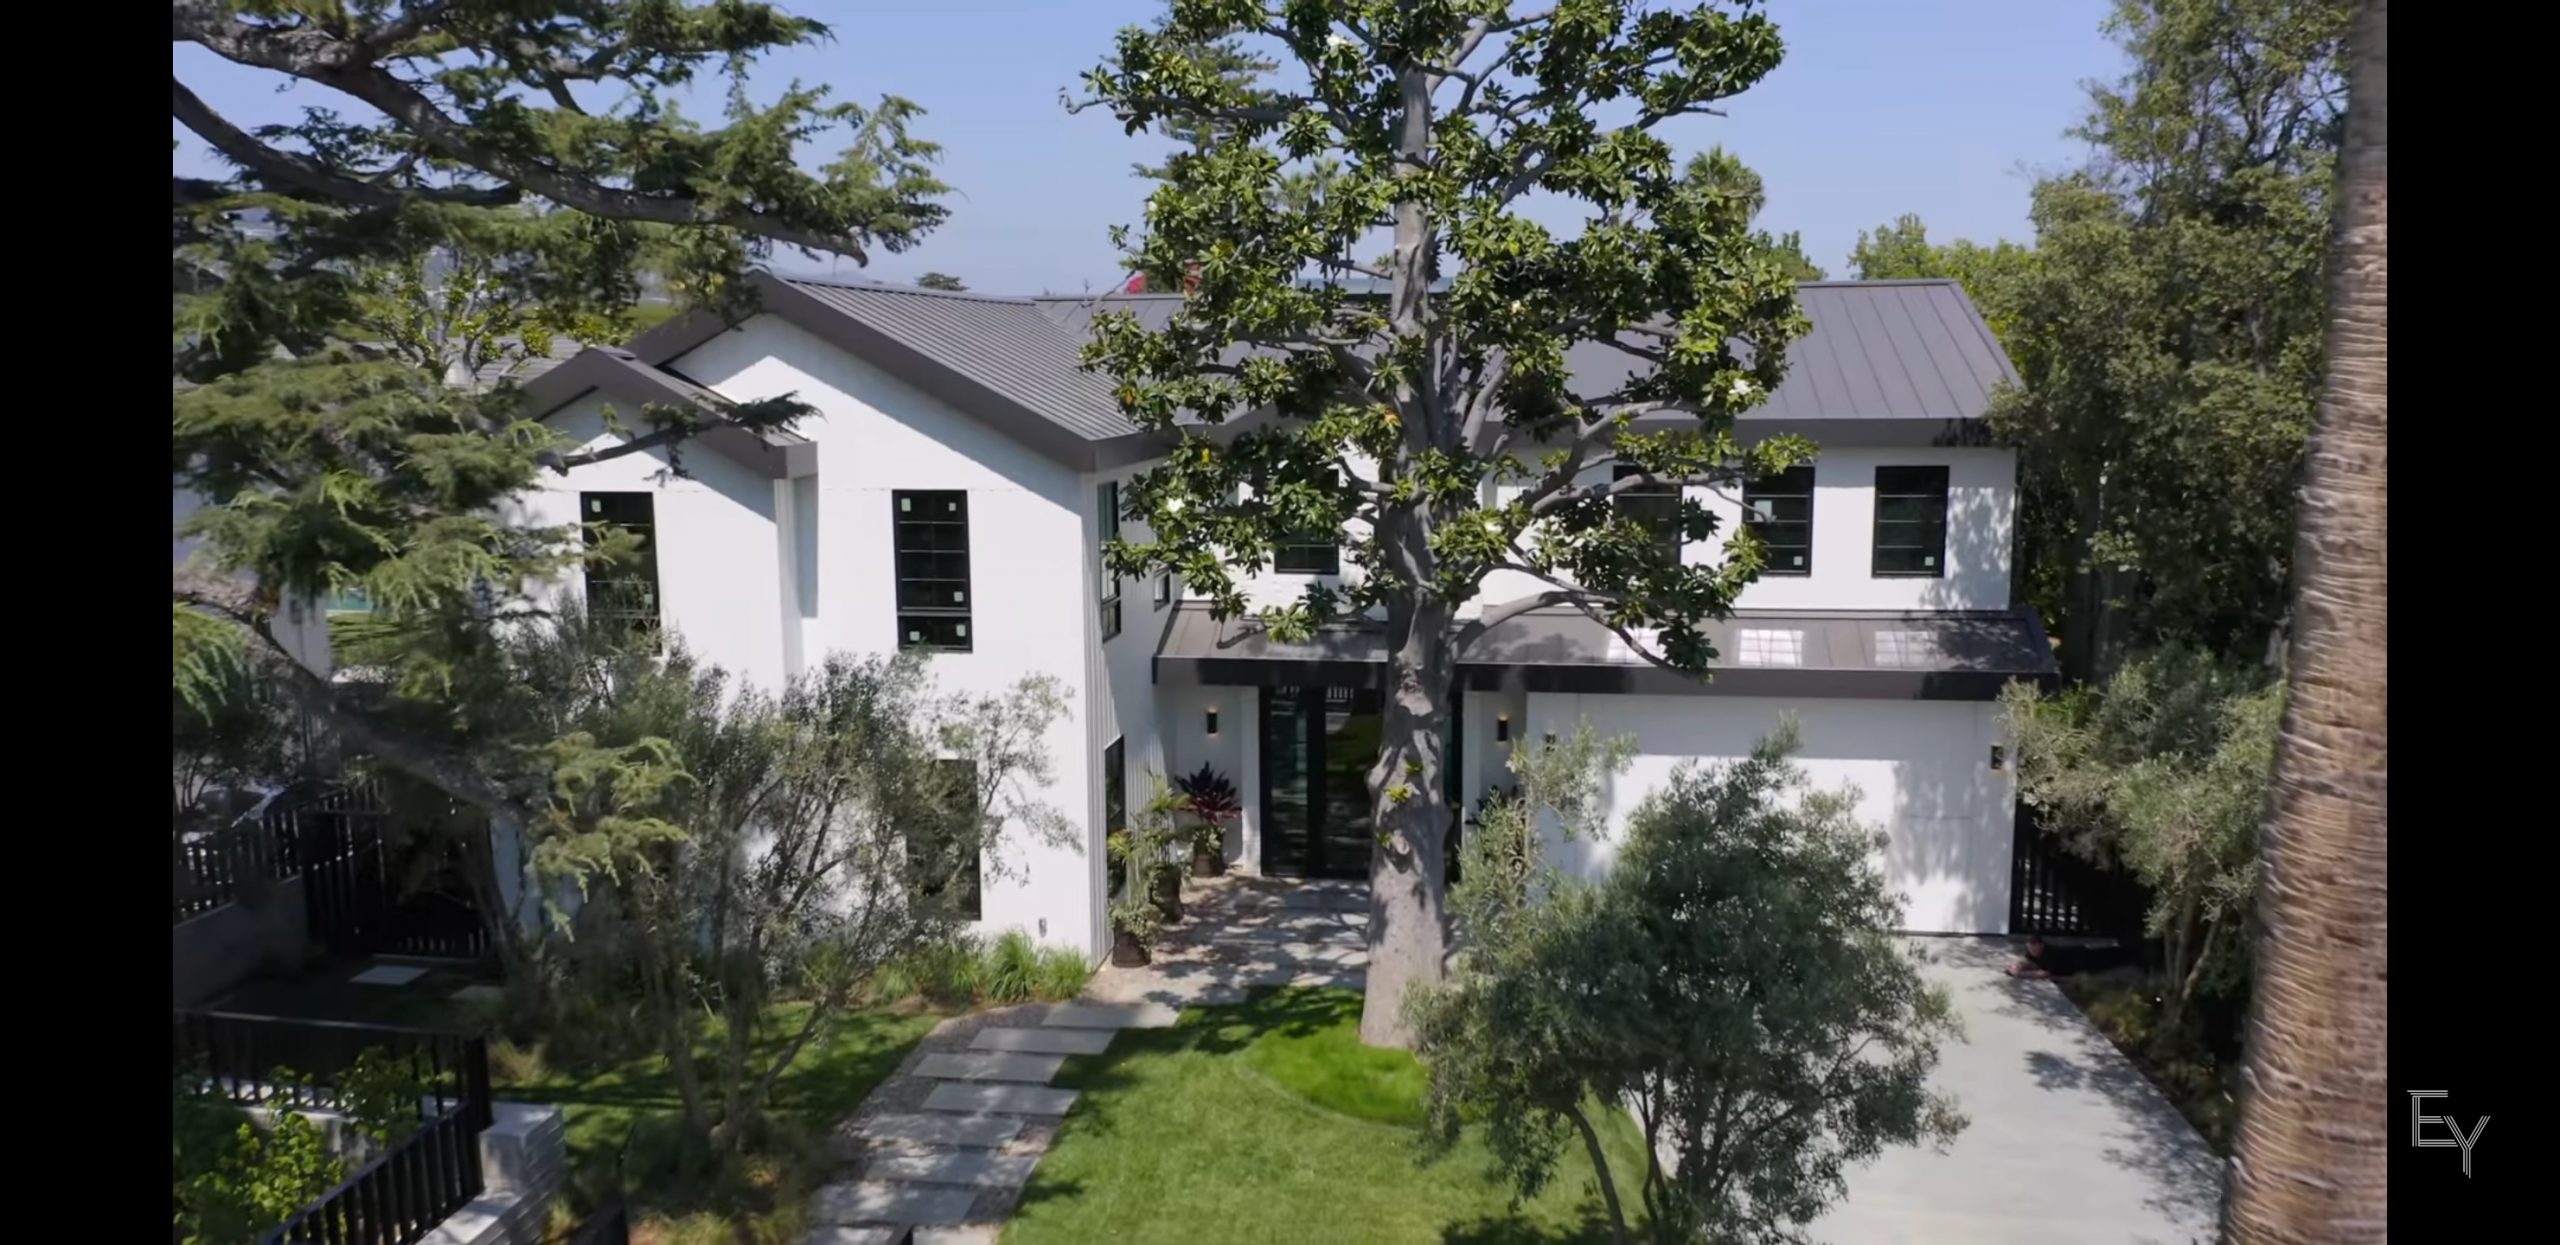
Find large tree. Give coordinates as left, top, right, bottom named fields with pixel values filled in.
left=172, top=1, right=949, bottom=817
left=1078, top=0, right=1811, bottom=1045
left=1847, top=214, right=2033, bottom=344
left=1993, top=0, right=2348, bottom=680
left=2220, top=0, right=2386, bottom=1239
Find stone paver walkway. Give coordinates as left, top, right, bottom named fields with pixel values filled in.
left=805, top=875, right=1370, bottom=1244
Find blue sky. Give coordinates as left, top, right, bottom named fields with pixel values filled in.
left=171, top=1, right=2123, bottom=295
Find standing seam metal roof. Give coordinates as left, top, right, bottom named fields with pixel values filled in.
left=778, top=277, right=1142, bottom=441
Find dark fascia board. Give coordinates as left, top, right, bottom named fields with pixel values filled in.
left=1624, top=412, right=1997, bottom=449
left=518, top=350, right=807, bottom=480
left=1157, top=654, right=2048, bottom=701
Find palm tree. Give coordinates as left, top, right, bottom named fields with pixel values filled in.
left=2220, top=2, right=2388, bottom=1242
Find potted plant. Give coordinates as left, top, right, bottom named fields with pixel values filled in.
left=1172, top=763, right=1241, bottom=878
left=1136, top=782, right=1189, bottom=924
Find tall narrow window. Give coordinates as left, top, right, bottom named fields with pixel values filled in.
left=580, top=492, right=661, bottom=642
left=1154, top=572, right=1174, bottom=608
left=912, top=759, right=982, bottom=920
left=893, top=491, right=972, bottom=651
left=1743, top=465, right=1815, bottom=576
left=1098, top=481, right=1123, bottom=640
left=1104, top=737, right=1126, bottom=834
left=1614, top=463, right=1684, bottom=562
left=1872, top=466, right=1950, bottom=578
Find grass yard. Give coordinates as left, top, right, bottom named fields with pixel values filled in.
left=1007, top=988, right=1647, bottom=1245
left=205, top=966, right=941, bottom=1244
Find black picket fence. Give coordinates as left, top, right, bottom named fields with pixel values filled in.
left=174, top=777, right=492, bottom=961
left=2008, top=805, right=2153, bottom=940
left=174, top=1009, right=494, bottom=1131
left=262, top=1097, right=484, bottom=1245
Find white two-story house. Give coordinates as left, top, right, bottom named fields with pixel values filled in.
left=518, top=272, right=2056, bottom=957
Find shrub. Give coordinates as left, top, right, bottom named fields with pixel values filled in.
left=1032, top=946, right=1094, bottom=1001
left=982, top=931, right=1042, bottom=1004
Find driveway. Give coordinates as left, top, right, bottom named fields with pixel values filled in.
left=1810, top=938, right=2224, bottom=1245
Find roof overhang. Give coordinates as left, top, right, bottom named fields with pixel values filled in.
left=1153, top=603, right=2059, bottom=701
left=609, top=272, right=1176, bottom=474
left=520, top=347, right=814, bottom=480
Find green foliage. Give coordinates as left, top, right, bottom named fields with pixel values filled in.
left=172, top=1090, right=346, bottom=1245
left=173, top=1, right=955, bottom=383
left=1076, top=1, right=1812, bottom=657
left=1413, top=721, right=1963, bottom=1243
left=1171, top=762, right=1242, bottom=851
left=915, top=272, right=969, bottom=291
left=337, top=1047, right=433, bottom=1145
left=1994, top=0, right=2346, bottom=671
left=869, top=932, right=1094, bottom=1005
left=2002, top=648, right=2280, bottom=1029
left=982, top=930, right=1045, bottom=1004
left=1107, top=778, right=1189, bottom=945
left=1848, top=213, right=2037, bottom=344
left=1686, top=147, right=1825, bottom=280
left=1242, top=1000, right=1431, bottom=1125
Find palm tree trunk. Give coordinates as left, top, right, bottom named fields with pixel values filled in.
left=2220, top=3, right=2387, bottom=1241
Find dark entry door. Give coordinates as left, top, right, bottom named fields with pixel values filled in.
left=1260, top=685, right=1384, bottom=878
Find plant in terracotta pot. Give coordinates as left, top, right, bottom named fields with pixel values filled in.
left=1172, top=763, right=1241, bottom=878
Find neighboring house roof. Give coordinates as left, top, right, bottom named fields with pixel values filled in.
left=529, top=271, right=2016, bottom=471
left=1154, top=601, right=2058, bottom=700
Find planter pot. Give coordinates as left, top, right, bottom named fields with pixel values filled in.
left=1153, top=870, right=1185, bottom=924
left=1191, top=843, right=1224, bottom=879
left=1111, top=926, right=1151, bottom=967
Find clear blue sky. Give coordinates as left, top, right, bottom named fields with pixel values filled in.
left=171, top=1, right=2124, bottom=295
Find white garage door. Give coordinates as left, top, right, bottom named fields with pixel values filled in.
left=1526, top=694, right=2014, bottom=935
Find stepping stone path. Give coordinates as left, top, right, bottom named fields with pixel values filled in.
left=805, top=999, right=1176, bottom=1243
left=803, top=876, right=1371, bottom=1245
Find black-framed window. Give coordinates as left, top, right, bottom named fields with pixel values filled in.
left=1154, top=572, right=1174, bottom=608
left=1098, top=481, right=1123, bottom=640
left=1104, top=737, right=1126, bottom=835
left=580, top=492, right=661, bottom=642
left=1743, top=465, right=1815, bottom=576
left=893, top=490, right=972, bottom=651
left=912, top=759, right=982, bottom=920
left=1872, top=466, right=1950, bottom=578
left=1614, top=463, right=1684, bottom=562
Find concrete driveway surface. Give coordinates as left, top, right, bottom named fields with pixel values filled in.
left=1809, top=938, right=2224, bottom=1245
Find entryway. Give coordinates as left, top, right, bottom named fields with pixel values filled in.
left=1258, top=685, right=1382, bottom=878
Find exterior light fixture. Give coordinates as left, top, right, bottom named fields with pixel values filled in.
left=1206, top=706, right=1220, bottom=737
left=1989, top=744, right=2006, bottom=771
left=1495, top=712, right=1511, bottom=744
left=1543, top=731, right=1557, bottom=747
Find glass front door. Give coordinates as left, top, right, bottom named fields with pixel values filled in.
left=1260, top=685, right=1384, bottom=878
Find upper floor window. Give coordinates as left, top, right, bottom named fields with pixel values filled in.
left=1098, top=481, right=1123, bottom=640
left=1613, top=463, right=1683, bottom=563
left=1872, top=466, right=1950, bottom=578
left=580, top=492, right=661, bottom=643
left=1154, top=572, right=1174, bottom=608
left=893, top=490, right=972, bottom=652
left=1743, top=465, right=1814, bottom=576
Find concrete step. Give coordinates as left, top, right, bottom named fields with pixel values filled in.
left=802, top=1227, right=903, bottom=1245
left=847, top=1112, right=1024, bottom=1149
left=913, top=1052, right=1066, bottom=1083
left=866, top=1148, right=1040, bottom=1189
left=809, top=1181, right=976, bottom=1227
left=1042, top=1001, right=1180, bottom=1029
left=923, top=1081, right=1079, bottom=1116
left=912, top=1229, right=1000, bottom=1245
left=971, top=1027, right=1116, bottom=1056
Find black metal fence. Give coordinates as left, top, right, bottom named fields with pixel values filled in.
left=173, top=1010, right=494, bottom=1133
left=2008, top=805, right=2153, bottom=940
left=262, top=1097, right=484, bottom=1245
left=174, top=777, right=493, bottom=961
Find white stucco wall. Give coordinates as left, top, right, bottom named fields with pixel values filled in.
left=1211, top=443, right=2013, bottom=621
left=1511, top=693, right=2015, bottom=935
left=529, top=316, right=1105, bottom=954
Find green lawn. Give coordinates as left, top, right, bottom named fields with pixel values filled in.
left=1007, top=988, right=1645, bottom=1245
left=204, top=968, right=940, bottom=1244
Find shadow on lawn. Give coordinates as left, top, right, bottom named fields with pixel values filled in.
left=1439, top=1210, right=1623, bottom=1245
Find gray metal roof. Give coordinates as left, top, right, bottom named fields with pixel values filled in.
left=1039, top=279, right=2014, bottom=425
left=779, top=277, right=1142, bottom=441
left=1154, top=602, right=2056, bottom=701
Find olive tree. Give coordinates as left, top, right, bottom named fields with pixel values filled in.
left=1412, top=721, right=1963, bottom=1243
left=1077, top=0, right=1812, bottom=1045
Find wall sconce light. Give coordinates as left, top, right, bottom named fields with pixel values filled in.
left=1205, top=706, right=1220, bottom=738
left=1988, top=744, right=2005, bottom=771
left=1495, top=712, right=1510, bottom=744
left=1543, top=731, right=1557, bottom=747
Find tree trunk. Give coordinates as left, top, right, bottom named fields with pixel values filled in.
left=1360, top=604, right=1454, bottom=1047
left=2220, top=4, right=2386, bottom=1241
